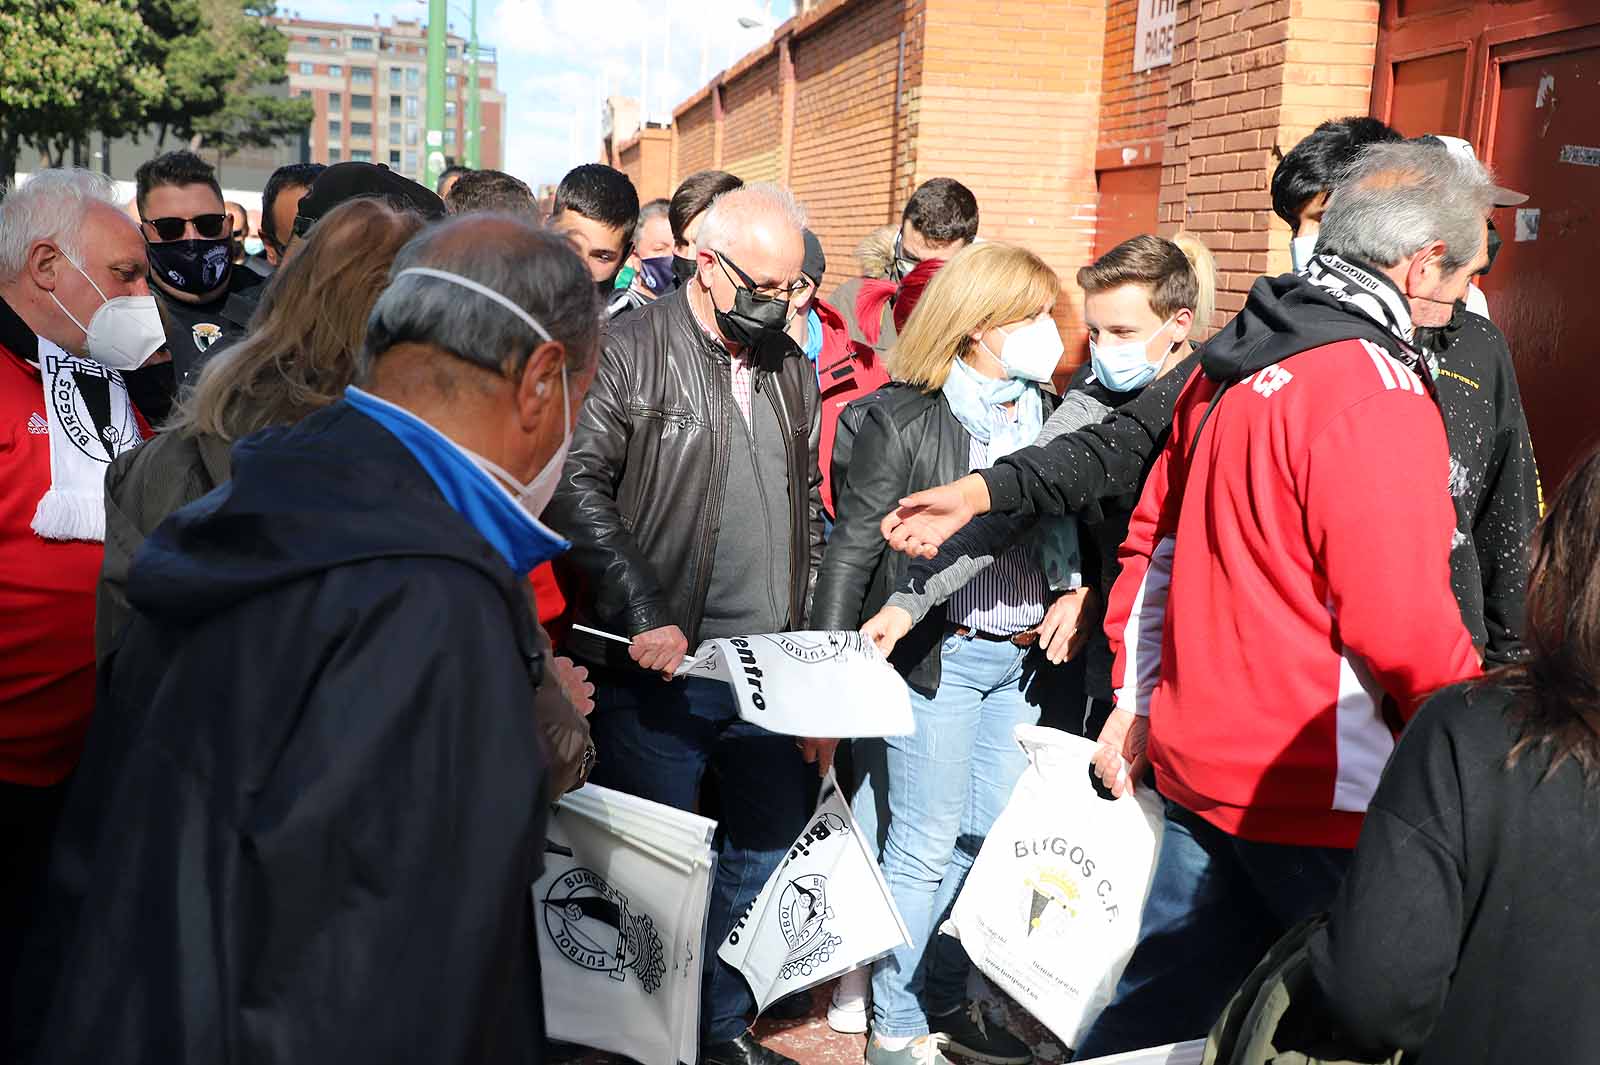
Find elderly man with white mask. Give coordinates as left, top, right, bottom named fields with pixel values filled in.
left=18, top=215, right=596, bottom=1065
left=0, top=168, right=169, bottom=1022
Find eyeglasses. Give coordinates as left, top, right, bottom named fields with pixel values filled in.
left=141, top=213, right=229, bottom=242
left=715, top=251, right=808, bottom=301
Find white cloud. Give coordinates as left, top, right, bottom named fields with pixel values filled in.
left=289, top=0, right=795, bottom=186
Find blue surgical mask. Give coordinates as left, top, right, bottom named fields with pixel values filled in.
left=1089, top=315, right=1176, bottom=393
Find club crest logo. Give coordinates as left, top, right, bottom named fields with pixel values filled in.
left=43, top=353, right=141, bottom=462
left=542, top=867, right=666, bottom=992
left=1024, top=868, right=1083, bottom=936
left=777, top=873, right=841, bottom=979
left=1014, top=837, right=1124, bottom=938
left=192, top=322, right=223, bottom=352
left=772, top=631, right=870, bottom=664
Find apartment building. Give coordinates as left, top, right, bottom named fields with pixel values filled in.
left=280, top=15, right=506, bottom=185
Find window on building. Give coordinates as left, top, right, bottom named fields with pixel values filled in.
left=405, top=96, right=418, bottom=118
left=352, top=149, right=372, bottom=162
left=299, top=62, right=313, bottom=75
left=389, top=67, right=403, bottom=89
left=389, top=94, right=402, bottom=116
left=405, top=150, right=419, bottom=172
left=350, top=94, right=372, bottom=111
left=351, top=121, right=372, bottom=139
left=445, top=100, right=457, bottom=119
left=444, top=128, right=456, bottom=147
left=327, top=119, right=341, bottom=140
left=352, top=67, right=373, bottom=85
left=328, top=91, right=341, bottom=114
left=307, top=35, right=320, bottom=47
left=351, top=36, right=374, bottom=50
left=447, top=74, right=457, bottom=90
left=389, top=120, right=402, bottom=141
left=406, top=68, right=420, bottom=89
left=329, top=148, right=342, bottom=163
left=328, top=64, right=342, bottom=77
left=405, top=124, right=419, bottom=145
left=389, top=150, right=401, bottom=166
left=447, top=45, right=459, bottom=59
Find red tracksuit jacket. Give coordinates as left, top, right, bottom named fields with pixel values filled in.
left=1106, top=336, right=1481, bottom=848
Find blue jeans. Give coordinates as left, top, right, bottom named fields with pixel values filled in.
left=1071, top=800, right=1352, bottom=1058
left=586, top=671, right=816, bottom=1044
left=867, top=633, right=1039, bottom=1038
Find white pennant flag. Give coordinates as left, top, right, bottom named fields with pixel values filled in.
left=534, top=785, right=717, bottom=1065
left=719, top=769, right=910, bottom=1013
left=676, top=630, right=914, bottom=738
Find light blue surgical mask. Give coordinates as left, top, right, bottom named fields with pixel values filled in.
left=1089, top=315, right=1176, bottom=393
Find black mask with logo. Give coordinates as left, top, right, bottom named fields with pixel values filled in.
left=147, top=238, right=233, bottom=296
left=711, top=252, right=792, bottom=350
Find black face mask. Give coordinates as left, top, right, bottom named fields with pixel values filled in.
left=671, top=254, right=698, bottom=286
left=147, top=237, right=232, bottom=295
left=1479, top=218, right=1502, bottom=277
left=711, top=252, right=791, bottom=349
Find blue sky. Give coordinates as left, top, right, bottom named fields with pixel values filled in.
left=282, top=0, right=798, bottom=185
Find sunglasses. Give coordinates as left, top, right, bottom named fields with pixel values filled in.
left=141, top=213, right=229, bottom=242
left=715, top=251, right=808, bottom=301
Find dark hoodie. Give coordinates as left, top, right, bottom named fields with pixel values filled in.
left=16, top=402, right=550, bottom=1065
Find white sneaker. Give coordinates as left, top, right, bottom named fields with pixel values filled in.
left=828, top=967, right=871, bottom=1034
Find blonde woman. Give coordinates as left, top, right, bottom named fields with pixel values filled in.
left=810, top=241, right=1074, bottom=1065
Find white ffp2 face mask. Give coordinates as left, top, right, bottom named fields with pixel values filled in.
left=987, top=314, right=1064, bottom=383
left=1291, top=233, right=1318, bottom=274
left=49, top=256, right=166, bottom=371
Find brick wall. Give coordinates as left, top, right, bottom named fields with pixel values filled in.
left=789, top=0, right=918, bottom=293
left=722, top=55, right=784, bottom=184
left=1099, top=0, right=1170, bottom=157
left=915, top=0, right=1108, bottom=337
left=1159, top=0, right=1377, bottom=327
left=617, top=127, right=674, bottom=202
left=675, top=96, right=716, bottom=177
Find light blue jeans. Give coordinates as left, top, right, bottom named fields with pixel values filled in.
left=864, top=632, right=1040, bottom=1038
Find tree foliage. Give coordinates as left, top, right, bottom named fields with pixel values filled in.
left=0, top=0, right=165, bottom=182
left=0, top=0, right=310, bottom=191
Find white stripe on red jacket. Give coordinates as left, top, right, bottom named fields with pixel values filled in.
left=1106, top=337, right=1481, bottom=849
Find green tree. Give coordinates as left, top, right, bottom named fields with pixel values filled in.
left=139, top=0, right=312, bottom=155
left=0, top=0, right=165, bottom=189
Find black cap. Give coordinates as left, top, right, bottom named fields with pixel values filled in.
left=292, top=162, right=446, bottom=237
left=801, top=228, right=826, bottom=286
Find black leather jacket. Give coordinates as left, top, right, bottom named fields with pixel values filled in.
left=811, top=383, right=972, bottom=695
left=548, top=287, right=824, bottom=669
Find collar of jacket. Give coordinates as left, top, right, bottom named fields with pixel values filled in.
left=345, top=385, right=568, bottom=575
left=0, top=292, right=40, bottom=364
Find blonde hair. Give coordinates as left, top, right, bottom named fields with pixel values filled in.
left=1075, top=231, right=1217, bottom=332
left=168, top=198, right=425, bottom=442
left=888, top=242, right=1059, bottom=391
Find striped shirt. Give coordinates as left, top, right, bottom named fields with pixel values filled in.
left=949, top=434, right=1049, bottom=636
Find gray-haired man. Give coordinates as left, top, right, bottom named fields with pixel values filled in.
left=547, top=182, right=824, bottom=1065
left=21, top=215, right=597, bottom=1064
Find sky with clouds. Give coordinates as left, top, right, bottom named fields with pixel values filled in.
left=280, top=0, right=798, bottom=185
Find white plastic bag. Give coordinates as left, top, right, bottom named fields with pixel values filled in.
left=719, top=769, right=910, bottom=1012
left=942, top=726, right=1165, bottom=1050
left=675, top=630, right=914, bottom=738
left=534, top=785, right=717, bottom=1065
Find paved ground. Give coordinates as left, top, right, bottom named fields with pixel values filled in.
left=576, top=975, right=1068, bottom=1065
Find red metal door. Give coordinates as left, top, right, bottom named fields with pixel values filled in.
left=1372, top=0, right=1600, bottom=489
left=1480, top=25, right=1600, bottom=488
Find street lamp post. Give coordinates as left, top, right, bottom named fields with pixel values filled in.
left=466, top=0, right=480, bottom=168
left=424, top=0, right=448, bottom=189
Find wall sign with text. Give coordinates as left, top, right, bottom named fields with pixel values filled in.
left=1133, top=0, right=1177, bottom=73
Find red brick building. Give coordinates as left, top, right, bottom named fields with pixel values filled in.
left=613, top=0, right=1599, bottom=484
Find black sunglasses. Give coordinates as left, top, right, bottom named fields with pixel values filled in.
left=142, top=213, right=229, bottom=242
left=715, top=251, right=807, bottom=301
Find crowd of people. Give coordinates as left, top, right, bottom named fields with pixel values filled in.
left=0, top=114, right=1591, bottom=1065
